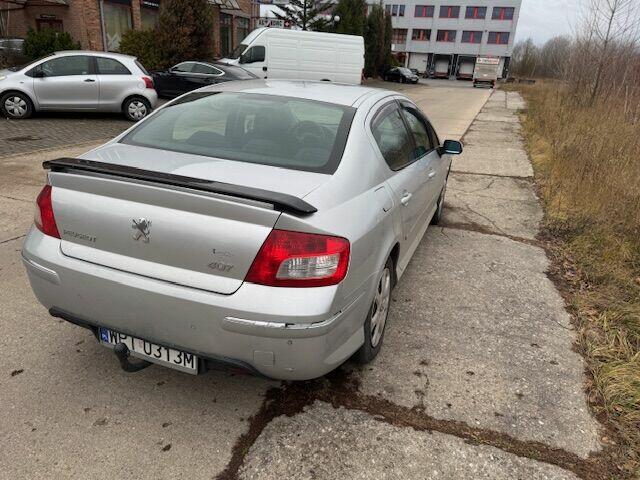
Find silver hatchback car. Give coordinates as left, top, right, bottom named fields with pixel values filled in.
left=0, top=50, right=158, bottom=121
left=22, top=80, right=462, bottom=380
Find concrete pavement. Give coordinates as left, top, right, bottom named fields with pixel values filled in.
left=0, top=82, right=606, bottom=479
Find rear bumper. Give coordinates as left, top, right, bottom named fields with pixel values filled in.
left=22, top=228, right=369, bottom=380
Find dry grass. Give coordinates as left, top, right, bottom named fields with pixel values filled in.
left=516, top=82, right=640, bottom=477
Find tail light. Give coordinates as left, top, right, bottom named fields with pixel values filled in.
left=35, top=184, right=60, bottom=239
left=245, top=229, right=350, bottom=287
left=142, top=76, right=154, bottom=89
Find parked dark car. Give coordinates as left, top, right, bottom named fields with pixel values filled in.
left=152, top=61, right=256, bottom=98
left=383, top=67, right=419, bottom=84
left=409, top=68, right=419, bottom=76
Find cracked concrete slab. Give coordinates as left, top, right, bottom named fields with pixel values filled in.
left=453, top=144, right=533, bottom=177
left=356, top=228, right=602, bottom=457
left=239, top=401, right=579, bottom=480
left=356, top=90, right=602, bottom=459
left=443, top=174, right=543, bottom=239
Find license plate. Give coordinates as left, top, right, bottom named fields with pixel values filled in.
left=99, top=327, right=198, bottom=374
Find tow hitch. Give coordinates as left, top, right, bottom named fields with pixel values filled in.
left=113, top=342, right=152, bottom=372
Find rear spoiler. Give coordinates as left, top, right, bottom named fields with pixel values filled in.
left=43, top=158, right=317, bottom=216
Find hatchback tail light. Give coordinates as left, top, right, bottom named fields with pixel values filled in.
left=142, top=76, right=154, bottom=89
left=35, top=184, right=60, bottom=239
left=245, top=230, right=350, bottom=287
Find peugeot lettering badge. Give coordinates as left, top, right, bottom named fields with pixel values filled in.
left=131, top=218, right=151, bottom=243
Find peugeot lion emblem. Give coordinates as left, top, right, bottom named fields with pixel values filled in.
left=131, top=218, right=151, bottom=243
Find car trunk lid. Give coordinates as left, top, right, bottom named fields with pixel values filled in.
left=46, top=147, right=326, bottom=295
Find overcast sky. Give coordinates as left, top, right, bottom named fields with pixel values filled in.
left=515, top=0, right=584, bottom=44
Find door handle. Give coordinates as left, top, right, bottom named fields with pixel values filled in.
left=400, top=192, right=412, bottom=206
left=427, top=171, right=436, bottom=180
left=84, top=78, right=96, bottom=82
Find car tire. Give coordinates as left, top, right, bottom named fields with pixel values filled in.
left=431, top=183, right=447, bottom=225
left=354, top=256, right=394, bottom=364
left=1, top=91, right=34, bottom=119
left=123, top=96, right=151, bottom=122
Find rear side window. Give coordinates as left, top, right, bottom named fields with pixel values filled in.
left=134, top=60, right=149, bottom=75
left=39, top=56, right=92, bottom=76
left=401, top=106, right=434, bottom=157
left=372, top=105, right=415, bottom=170
left=120, top=92, right=355, bottom=174
left=192, top=63, right=222, bottom=75
left=96, top=57, right=131, bottom=75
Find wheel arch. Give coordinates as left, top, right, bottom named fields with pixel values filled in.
left=0, top=89, right=37, bottom=110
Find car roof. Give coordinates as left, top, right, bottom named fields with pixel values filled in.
left=53, top=50, right=136, bottom=60
left=198, top=80, right=384, bottom=107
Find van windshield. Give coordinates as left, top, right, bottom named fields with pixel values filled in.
left=229, top=43, right=248, bottom=60
left=120, top=92, right=356, bottom=174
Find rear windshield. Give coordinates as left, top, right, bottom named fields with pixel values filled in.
left=219, top=64, right=257, bottom=79
left=120, top=92, right=355, bottom=174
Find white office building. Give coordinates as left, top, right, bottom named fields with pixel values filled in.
left=368, top=0, right=522, bottom=78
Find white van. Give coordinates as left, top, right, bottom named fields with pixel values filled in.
left=221, top=28, right=364, bottom=84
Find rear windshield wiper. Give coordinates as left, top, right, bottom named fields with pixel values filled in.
left=43, top=158, right=317, bottom=216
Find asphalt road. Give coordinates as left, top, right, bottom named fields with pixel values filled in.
left=0, top=81, right=604, bottom=479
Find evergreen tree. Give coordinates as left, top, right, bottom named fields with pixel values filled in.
left=273, top=0, right=334, bottom=31
left=332, top=0, right=366, bottom=36
left=156, top=0, right=214, bottom=67
left=364, top=4, right=385, bottom=77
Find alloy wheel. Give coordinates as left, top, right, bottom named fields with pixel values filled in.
left=128, top=100, right=147, bottom=121
left=5, top=96, right=27, bottom=118
left=370, top=267, right=391, bottom=347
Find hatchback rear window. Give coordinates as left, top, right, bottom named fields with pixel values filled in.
left=120, top=92, right=355, bottom=173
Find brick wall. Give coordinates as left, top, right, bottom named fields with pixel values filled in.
left=1, top=0, right=254, bottom=56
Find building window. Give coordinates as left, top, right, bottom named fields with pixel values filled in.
left=436, top=30, right=456, bottom=42
left=392, top=28, right=407, bottom=44
left=390, top=4, right=405, bottom=16
left=103, top=0, right=133, bottom=51
left=414, top=5, right=434, bottom=17
left=220, top=13, right=232, bottom=57
left=465, top=6, right=486, bottom=19
left=140, top=0, right=160, bottom=30
left=439, top=5, right=459, bottom=18
left=237, top=17, right=249, bottom=44
left=488, top=31, right=510, bottom=44
left=385, top=4, right=391, bottom=14
left=461, top=30, right=482, bottom=43
left=411, top=29, right=431, bottom=41
left=492, top=7, right=514, bottom=20
left=36, top=18, right=63, bottom=32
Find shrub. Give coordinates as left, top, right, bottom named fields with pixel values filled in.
left=118, top=29, right=163, bottom=71
left=23, top=27, right=80, bottom=60
left=156, top=0, right=214, bottom=66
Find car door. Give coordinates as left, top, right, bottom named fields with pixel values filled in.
left=399, top=101, right=444, bottom=216
left=239, top=45, right=266, bottom=78
left=95, top=56, right=133, bottom=111
left=371, top=101, right=431, bottom=254
left=183, top=63, right=225, bottom=91
left=32, top=55, right=98, bottom=110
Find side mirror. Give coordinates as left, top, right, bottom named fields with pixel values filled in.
left=439, top=139, right=463, bottom=155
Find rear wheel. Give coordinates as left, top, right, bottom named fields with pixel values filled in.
left=355, top=257, right=394, bottom=364
left=1, top=92, right=33, bottom=119
left=123, top=96, right=151, bottom=122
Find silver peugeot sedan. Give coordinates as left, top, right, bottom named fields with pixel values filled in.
left=0, top=50, right=158, bottom=121
left=21, top=80, right=462, bottom=380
